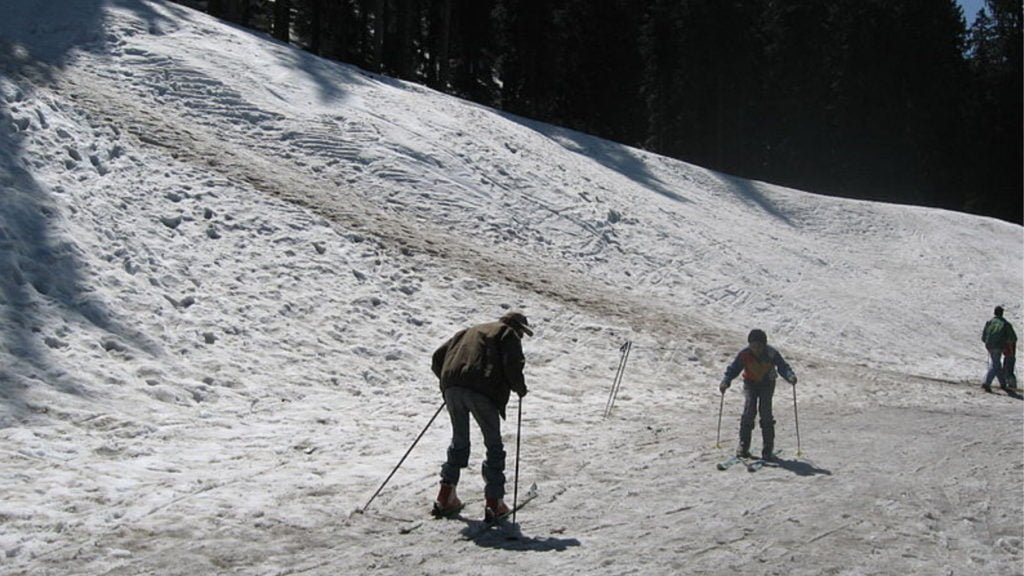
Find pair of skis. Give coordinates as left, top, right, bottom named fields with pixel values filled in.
left=431, top=482, right=539, bottom=521
left=366, top=483, right=539, bottom=537
left=716, top=450, right=782, bottom=472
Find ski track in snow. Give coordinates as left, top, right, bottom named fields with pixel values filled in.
left=0, top=2, right=1020, bottom=576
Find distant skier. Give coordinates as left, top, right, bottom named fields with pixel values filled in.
left=719, top=329, right=797, bottom=460
left=982, top=306, right=1016, bottom=392
left=430, top=311, right=531, bottom=520
left=1003, top=338, right=1017, bottom=390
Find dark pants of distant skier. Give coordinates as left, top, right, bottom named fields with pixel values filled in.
left=440, top=386, right=506, bottom=500
left=984, top=348, right=1007, bottom=388
left=741, top=380, right=775, bottom=455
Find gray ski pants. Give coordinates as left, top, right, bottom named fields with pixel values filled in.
left=440, top=386, right=506, bottom=499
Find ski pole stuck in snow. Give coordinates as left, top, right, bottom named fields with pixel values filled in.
left=792, top=382, right=802, bottom=457
left=604, top=340, right=632, bottom=418
left=715, top=390, right=725, bottom=448
left=512, top=395, right=523, bottom=524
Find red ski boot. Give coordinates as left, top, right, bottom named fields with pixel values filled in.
left=431, top=482, right=463, bottom=518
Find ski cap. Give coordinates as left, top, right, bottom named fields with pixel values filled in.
left=994, top=306, right=1004, bottom=317
left=500, top=311, right=534, bottom=337
left=747, top=329, right=767, bottom=344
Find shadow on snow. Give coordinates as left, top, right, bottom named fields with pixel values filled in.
left=460, top=519, right=582, bottom=552
left=500, top=113, right=691, bottom=205
left=0, top=0, right=171, bottom=419
left=711, top=170, right=795, bottom=226
left=763, top=457, right=832, bottom=477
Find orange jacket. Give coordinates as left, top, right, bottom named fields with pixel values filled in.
left=722, top=345, right=795, bottom=386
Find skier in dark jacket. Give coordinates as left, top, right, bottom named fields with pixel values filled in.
left=982, top=305, right=1016, bottom=392
left=720, top=329, right=797, bottom=460
left=1003, top=338, right=1017, bottom=390
left=430, top=311, right=531, bottom=520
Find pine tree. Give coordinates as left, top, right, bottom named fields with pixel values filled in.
left=966, top=0, right=1023, bottom=221
left=556, top=0, right=646, bottom=145
left=451, top=0, right=500, bottom=106
left=756, top=1, right=836, bottom=190
left=499, top=0, right=563, bottom=120
left=273, top=0, right=292, bottom=42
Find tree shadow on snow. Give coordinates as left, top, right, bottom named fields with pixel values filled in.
left=0, top=0, right=167, bottom=417
left=498, top=113, right=691, bottom=204
left=711, top=171, right=794, bottom=226
left=763, top=458, right=832, bottom=477
left=460, top=520, right=582, bottom=552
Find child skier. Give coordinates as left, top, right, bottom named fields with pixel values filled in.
left=720, top=329, right=797, bottom=460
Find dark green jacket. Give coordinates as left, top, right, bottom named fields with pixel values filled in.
left=983, top=316, right=1017, bottom=350
left=432, top=320, right=527, bottom=419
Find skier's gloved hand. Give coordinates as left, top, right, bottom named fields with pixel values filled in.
left=517, top=386, right=528, bottom=398
left=786, top=375, right=798, bottom=385
left=719, top=381, right=730, bottom=394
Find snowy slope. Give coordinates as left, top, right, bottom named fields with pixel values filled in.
left=0, top=2, right=1021, bottom=575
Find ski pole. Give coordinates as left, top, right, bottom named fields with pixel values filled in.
left=361, top=401, right=446, bottom=513
left=512, top=395, right=523, bottom=524
left=792, top=384, right=802, bottom=457
left=604, top=340, right=632, bottom=417
left=604, top=341, right=628, bottom=417
left=715, top=390, right=725, bottom=449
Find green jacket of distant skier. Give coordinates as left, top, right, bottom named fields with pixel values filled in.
left=983, top=315, right=1017, bottom=351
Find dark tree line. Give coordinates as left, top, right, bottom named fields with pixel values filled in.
left=184, top=0, right=1022, bottom=223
